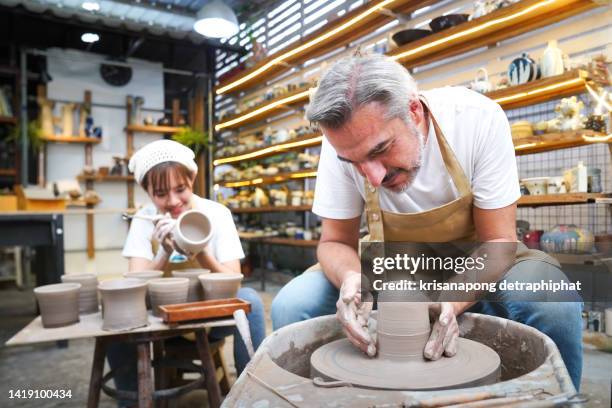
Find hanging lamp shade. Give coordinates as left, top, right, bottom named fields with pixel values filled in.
left=193, top=0, right=239, bottom=38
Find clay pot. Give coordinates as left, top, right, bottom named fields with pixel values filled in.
left=173, top=210, right=213, bottom=255
left=34, top=283, right=81, bottom=328
left=148, top=278, right=189, bottom=317
left=98, top=279, right=148, bottom=331
left=198, top=272, right=243, bottom=300
left=60, top=273, right=99, bottom=314
left=171, top=269, right=210, bottom=302
left=123, top=270, right=164, bottom=309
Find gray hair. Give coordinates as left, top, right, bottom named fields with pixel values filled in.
left=306, top=54, right=419, bottom=129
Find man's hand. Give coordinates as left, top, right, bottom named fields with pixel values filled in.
left=153, top=215, right=176, bottom=255
left=336, top=273, right=375, bottom=357
left=424, top=302, right=459, bottom=360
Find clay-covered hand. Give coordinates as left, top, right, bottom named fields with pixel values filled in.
left=336, top=273, right=375, bottom=357
left=152, top=215, right=176, bottom=255
left=424, top=302, right=459, bottom=360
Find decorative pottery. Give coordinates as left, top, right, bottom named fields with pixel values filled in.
left=172, top=269, right=210, bottom=302
left=173, top=210, right=213, bottom=255
left=470, top=68, right=492, bottom=94
left=38, top=99, right=55, bottom=136
left=429, top=14, right=469, bottom=32
left=98, top=279, right=148, bottom=331
left=148, top=278, right=189, bottom=317
left=587, top=168, right=602, bottom=193
left=60, top=273, right=99, bottom=314
left=508, top=53, right=540, bottom=86
left=34, top=283, right=81, bottom=328
left=546, top=176, right=567, bottom=194
left=391, top=29, right=432, bottom=46
left=540, top=40, right=564, bottom=77
left=521, top=177, right=549, bottom=195
left=123, top=270, right=164, bottom=309
left=510, top=121, right=533, bottom=141
left=540, top=224, right=594, bottom=254
left=198, top=272, right=243, bottom=300
left=523, top=230, right=543, bottom=249
left=61, top=103, right=76, bottom=137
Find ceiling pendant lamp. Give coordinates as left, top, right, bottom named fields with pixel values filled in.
left=193, top=0, right=239, bottom=38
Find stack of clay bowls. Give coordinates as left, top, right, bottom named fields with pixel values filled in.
left=98, top=278, right=148, bottom=331
left=34, top=283, right=81, bottom=328
left=198, top=272, right=243, bottom=300
left=148, top=278, right=189, bottom=317
left=172, top=269, right=210, bottom=302
left=123, top=270, right=163, bottom=308
left=61, top=273, right=99, bottom=314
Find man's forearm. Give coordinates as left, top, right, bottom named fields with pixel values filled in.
left=317, top=241, right=362, bottom=288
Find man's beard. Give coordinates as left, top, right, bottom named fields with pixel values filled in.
left=383, top=124, right=425, bottom=193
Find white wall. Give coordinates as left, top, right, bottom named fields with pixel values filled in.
left=46, top=48, right=165, bottom=251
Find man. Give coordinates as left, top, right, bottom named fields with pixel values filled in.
left=271, top=55, right=582, bottom=390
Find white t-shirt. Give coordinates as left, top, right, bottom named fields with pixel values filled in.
left=313, top=87, right=520, bottom=219
left=122, top=194, right=245, bottom=264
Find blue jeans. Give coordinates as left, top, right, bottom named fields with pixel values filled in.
left=271, top=261, right=583, bottom=390
left=106, top=287, right=265, bottom=407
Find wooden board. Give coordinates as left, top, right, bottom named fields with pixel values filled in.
left=125, top=124, right=183, bottom=134
left=77, top=174, right=135, bottom=182
left=517, top=193, right=609, bottom=207
left=218, top=169, right=317, bottom=187
left=159, top=298, right=251, bottom=324
left=41, top=135, right=102, bottom=144
left=0, top=116, right=17, bottom=124
left=261, top=238, right=319, bottom=247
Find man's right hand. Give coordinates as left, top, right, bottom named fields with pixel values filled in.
left=336, top=272, right=375, bottom=357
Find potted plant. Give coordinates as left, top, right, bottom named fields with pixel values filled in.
left=171, top=127, right=209, bottom=155
left=8, top=119, right=43, bottom=152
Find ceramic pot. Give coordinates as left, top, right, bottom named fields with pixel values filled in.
left=509, top=53, right=540, bottom=86
left=521, top=177, right=549, bottom=195
left=172, top=269, right=210, bottom=302
left=123, top=270, right=164, bottom=309
left=540, top=40, right=564, bottom=77
left=173, top=210, right=213, bottom=255
left=61, top=103, right=76, bottom=137
left=198, top=272, right=243, bottom=300
left=522, top=230, right=543, bottom=249
left=98, top=279, right=148, bottom=331
left=60, top=273, right=99, bottom=314
left=470, top=68, right=492, bottom=94
left=34, top=283, right=81, bottom=328
left=148, top=278, right=189, bottom=317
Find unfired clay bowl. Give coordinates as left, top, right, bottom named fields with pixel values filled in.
left=171, top=269, right=210, bottom=302
left=34, top=283, right=81, bottom=328
left=61, top=273, right=99, bottom=314
left=98, top=279, right=148, bottom=331
left=148, top=277, right=189, bottom=317
left=123, top=270, right=164, bottom=309
left=198, top=272, right=243, bottom=300
left=173, top=210, right=213, bottom=255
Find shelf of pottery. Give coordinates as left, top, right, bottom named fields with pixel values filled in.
left=211, top=0, right=611, bottom=249
left=0, top=74, right=20, bottom=186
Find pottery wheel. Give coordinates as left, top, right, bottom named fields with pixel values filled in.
left=311, top=337, right=500, bottom=390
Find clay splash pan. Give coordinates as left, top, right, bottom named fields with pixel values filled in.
left=159, top=298, right=251, bottom=324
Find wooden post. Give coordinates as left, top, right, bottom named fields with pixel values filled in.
left=194, top=330, right=221, bottom=408
left=126, top=96, right=135, bottom=210
left=87, top=338, right=106, bottom=408
left=136, top=342, right=153, bottom=408
left=84, top=90, right=95, bottom=259
left=171, top=98, right=180, bottom=126
left=193, top=79, right=206, bottom=196
left=36, top=84, right=47, bottom=187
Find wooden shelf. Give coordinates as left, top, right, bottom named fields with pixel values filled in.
left=388, top=0, right=597, bottom=70
left=213, top=134, right=322, bottom=166
left=77, top=174, right=134, bottom=182
left=215, top=87, right=310, bottom=131
left=41, top=135, right=102, bottom=144
left=514, top=130, right=609, bottom=155
left=0, top=116, right=16, bottom=125
left=517, top=193, right=610, bottom=207
left=0, top=168, right=16, bottom=176
left=261, top=237, right=319, bottom=247
left=67, top=198, right=101, bottom=207
left=232, top=205, right=312, bottom=213
left=216, top=169, right=317, bottom=188
left=215, top=0, right=436, bottom=95
left=487, top=70, right=590, bottom=110
left=126, top=125, right=184, bottom=134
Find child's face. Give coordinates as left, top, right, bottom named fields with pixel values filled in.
left=147, top=171, right=194, bottom=218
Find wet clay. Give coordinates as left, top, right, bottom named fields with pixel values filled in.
left=98, top=279, right=148, bottom=331
left=174, top=210, right=212, bottom=254
left=310, top=302, right=500, bottom=390
left=34, top=283, right=81, bottom=328
left=198, top=272, right=243, bottom=300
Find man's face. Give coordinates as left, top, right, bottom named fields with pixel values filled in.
left=322, top=102, right=426, bottom=192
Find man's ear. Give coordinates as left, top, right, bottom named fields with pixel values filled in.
left=408, top=99, right=425, bottom=126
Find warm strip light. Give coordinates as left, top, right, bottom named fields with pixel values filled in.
left=216, top=0, right=400, bottom=95
left=391, top=0, right=558, bottom=62
left=215, top=90, right=310, bottom=130
left=213, top=135, right=323, bottom=166
left=583, top=133, right=612, bottom=142
left=514, top=142, right=537, bottom=150
left=492, top=78, right=584, bottom=105
left=290, top=171, right=318, bottom=179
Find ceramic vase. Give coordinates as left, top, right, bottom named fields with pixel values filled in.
left=198, top=272, right=243, bottom=300
left=123, top=270, right=164, bottom=309
left=38, top=99, right=55, bottom=136
left=98, top=279, right=148, bottom=331
left=470, top=67, right=492, bottom=94
left=173, top=210, right=213, bottom=255
left=60, top=273, right=99, bottom=314
left=148, top=278, right=189, bottom=317
left=61, top=103, right=76, bottom=137
left=540, top=40, right=564, bottom=77
left=34, top=283, right=81, bottom=328
left=171, top=269, right=210, bottom=302
left=508, top=53, right=540, bottom=86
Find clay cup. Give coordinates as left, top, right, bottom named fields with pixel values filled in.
left=123, top=270, right=164, bottom=309
left=171, top=269, right=210, bottom=302
left=173, top=210, right=213, bottom=255
left=98, top=279, right=148, bottom=331
left=34, top=283, right=81, bottom=328
left=148, top=278, right=189, bottom=317
left=61, top=273, right=99, bottom=314
left=198, top=272, right=243, bottom=300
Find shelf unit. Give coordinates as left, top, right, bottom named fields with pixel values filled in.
left=125, top=124, right=184, bottom=134
left=40, top=135, right=102, bottom=144
left=517, top=193, right=610, bottom=207
left=77, top=174, right=135, bottom=182
left=232, top=205, right=312, bottom=214
left=0, top=168, right=16, bottom=176
left=217, top=169, right=317, bottom=188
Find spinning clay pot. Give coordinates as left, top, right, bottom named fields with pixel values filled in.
left=172, top=268, right=210, bottom=302
left=198, top=272, right=243, bottom=300
left=148, top=278, right=189, bottom=317
left=173, top=210, right=213, bottom=255
left=98, top=279, right=148, bottom=331
left=34, top=283, right=81, bottom=328
left=60, top=273, right=99, bottom=314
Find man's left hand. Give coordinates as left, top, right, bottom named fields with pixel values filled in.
left=424, top=302, right=459, bottom=360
